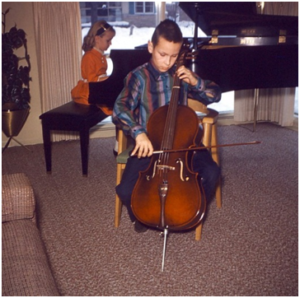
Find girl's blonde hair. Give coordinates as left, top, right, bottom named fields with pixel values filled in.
left=82, top=21, right=115, bottom=52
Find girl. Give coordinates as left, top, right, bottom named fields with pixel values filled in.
left=71, top=21, right=116, bottom=115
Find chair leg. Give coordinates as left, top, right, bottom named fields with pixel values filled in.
left=195, top=122, right=211, bottom=241
left=195, top=223, right=203, bottom=241
left=215, top=179, right=222, bottom=208
left=115, top=195, right=122, bottom=227
left=211, top=123, right=222, bottom=208
left=115, top=165, right=124, bottom=227
left=202, top=122, right=212, bottom=148
left=211, top=123, right=219, bottom=165
left=79, top=128, right=90, bottom=177
left=41, top=123, right=52, bottom=173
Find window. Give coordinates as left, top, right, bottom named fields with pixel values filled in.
left=135, top=2, right=154, bottom=14
left=80, top=2, right=122, bottom=24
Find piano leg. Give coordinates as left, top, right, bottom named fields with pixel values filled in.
left=253, top=88, right=260, bottom=132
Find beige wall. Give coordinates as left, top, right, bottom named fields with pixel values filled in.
left=2, top=2, right=43, bottom=147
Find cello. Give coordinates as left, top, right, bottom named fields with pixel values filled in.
left=131, top=49, right=205, bottom=269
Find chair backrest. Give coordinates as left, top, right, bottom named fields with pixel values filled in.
left=187, top=99, right=209, bottom=114
left=188, top=98, right=219, bottom=124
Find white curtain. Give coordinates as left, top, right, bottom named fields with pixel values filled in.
left=234, top=2, right=298, bottom=126
left=33, top=2, right=82, bottom=141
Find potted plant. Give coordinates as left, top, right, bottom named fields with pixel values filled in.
left=2, top=8, right=31, bottom=142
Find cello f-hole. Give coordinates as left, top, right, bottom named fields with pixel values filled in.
left=146, top=159, right=159, bottom=180
left=176, top=158, right=190, bottom=182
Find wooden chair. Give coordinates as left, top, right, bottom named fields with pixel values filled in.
left=115, top=99, right=221, bottom=240
left=187, top=98, right=222, bottom=240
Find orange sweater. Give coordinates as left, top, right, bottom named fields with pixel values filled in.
left=71, top=48, right=112, bottom=115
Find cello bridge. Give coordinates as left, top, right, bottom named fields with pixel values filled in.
left=146, top=161, right=176, bottom=181
left=156, top=165, right=175, bottom=171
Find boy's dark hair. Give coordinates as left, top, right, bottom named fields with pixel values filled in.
left=151, top=19, right=183, bottom=47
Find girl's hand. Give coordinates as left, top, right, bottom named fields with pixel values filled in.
left=176, top=66, right=198, bottom=86
left=131, top=133, right=154, bottom=158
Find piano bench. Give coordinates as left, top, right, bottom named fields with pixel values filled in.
left=39, top=101, right=109, bottom=176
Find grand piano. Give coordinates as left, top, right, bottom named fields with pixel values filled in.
left=89, top=2, right=298, bottom=105
left=179, top=2, right=298, bottom=92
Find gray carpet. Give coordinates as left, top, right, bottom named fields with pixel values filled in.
left=2, top=123, right=298, bottom=296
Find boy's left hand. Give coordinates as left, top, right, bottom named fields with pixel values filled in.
left=176, top=66, right=197, bottom=86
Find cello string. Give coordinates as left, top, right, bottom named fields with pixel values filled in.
left=157, top=53, right=184, bottom=190
left=161, top=68, right=181, bottom=180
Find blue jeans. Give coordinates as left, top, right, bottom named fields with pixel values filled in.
left=116, top=149, right=220, bottom=222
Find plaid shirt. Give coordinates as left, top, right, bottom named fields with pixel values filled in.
left=113, top=59, right=221, bottom=139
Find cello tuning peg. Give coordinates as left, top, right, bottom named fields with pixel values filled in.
left=186, top=50, right=198, bottom=59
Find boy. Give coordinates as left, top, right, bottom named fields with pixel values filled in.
left=113, top=20, right=221, bottom=233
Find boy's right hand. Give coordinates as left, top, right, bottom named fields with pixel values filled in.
left=131, top=133, right=154, bottom=158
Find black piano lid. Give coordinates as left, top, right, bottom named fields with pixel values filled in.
left=179, top=2, right=298, bottom=37
left=189, top=44, right=298, bottom=92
